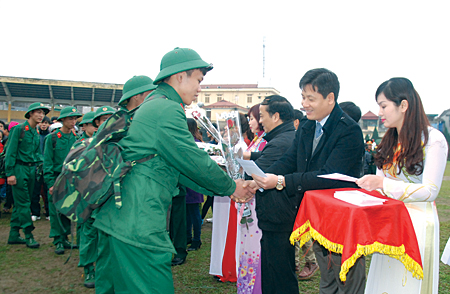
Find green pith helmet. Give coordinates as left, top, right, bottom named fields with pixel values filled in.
left=79, top=111, right=96, bottom=125
left=154, top=47, right=213, bottom=84
left=57, top=106, right=82, bottom=121
left=25, top=102, right=50, bottom=119
left=119, top=75, right=157, bottom=106
left=93, top=106, right=116, bottom=127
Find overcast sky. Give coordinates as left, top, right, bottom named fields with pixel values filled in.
left=1, top=0, right=449, bottom=116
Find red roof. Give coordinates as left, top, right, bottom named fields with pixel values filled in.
left=201, top=84, right=258, bottom=89
left=361, top=111, right=379, bottom=120
left=203, top=100, right=247, bottom=110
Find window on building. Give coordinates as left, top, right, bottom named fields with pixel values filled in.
left=247, top=95, right=252, bottom=103
left=258, top=96, right=261, bottom=100
left=217, top=95, right=223, bottom=102
left=205, top=95, right=210, bottom=103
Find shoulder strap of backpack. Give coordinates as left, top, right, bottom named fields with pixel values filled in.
left=17, top=123, right=26, bottom=144
left=51, top=131, right=58, bottom=151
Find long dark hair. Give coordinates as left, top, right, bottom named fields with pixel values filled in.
left=239, top=113, right=254, bottom=141
left=374, top=78, right=429, bottom=175
left=187, top=118, right=203, bottom=142
left=247, top=104, right=263, bottom=132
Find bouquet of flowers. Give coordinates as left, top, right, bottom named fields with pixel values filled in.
left=216, top=112, right=253, bottom=229
left=192, top=110, right=252, bottom=228
left=216, top=111, right=245, bottom=180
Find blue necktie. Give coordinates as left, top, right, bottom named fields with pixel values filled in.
left=315, top=122, right=323, bottom=139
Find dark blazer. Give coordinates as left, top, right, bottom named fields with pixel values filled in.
left=266, top=104, right=364, bottom=201
left=248, top=121, right=298, bottom=232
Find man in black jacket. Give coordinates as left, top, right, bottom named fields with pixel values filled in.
left=245, top=95, right=300, bottom=293
left=252, top=68, right=365, bottom=294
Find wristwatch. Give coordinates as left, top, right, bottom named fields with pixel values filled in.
left=276, top=175, right=284, bottom=191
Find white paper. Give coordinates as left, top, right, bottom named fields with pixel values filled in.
left=236, top=159, right=267, bottom=178
left=318, top=173, right=359, bottom=182
left=334, top=190, right=387, bottom=207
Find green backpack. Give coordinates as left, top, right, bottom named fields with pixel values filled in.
left=52, top=107, right=154, bottom=223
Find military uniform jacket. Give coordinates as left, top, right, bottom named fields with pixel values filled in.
left=266, top=104, right=364, bottom=200
left=5, top=121, right=42, bottom=177
left=43, top=129, right=78, bottom=188
left=93, top=82, right=236, bottom=252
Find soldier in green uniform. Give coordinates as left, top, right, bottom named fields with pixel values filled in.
left=78, top=111, right=97, bottom=140
left=92, top=47, right=255, bottom=293
left=44, top=106, right=82, bottom=254
left=119, top=75, right=157, bottom=111
left=93, top=106, right=116, bottom=129
left=6, top=102, right=49, bottom=248
left=78, top=76, right=156, bottom=289
left=74, top=110, right=98, bottom=288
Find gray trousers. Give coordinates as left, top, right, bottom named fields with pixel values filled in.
left=313, top=242, right=365, bottom=294
left=295, top=239, right=317, bottom=266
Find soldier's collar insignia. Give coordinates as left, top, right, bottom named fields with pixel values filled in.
left=57, top=132, right=62, bottom=138
left=25, top=125, right=29, bottom=131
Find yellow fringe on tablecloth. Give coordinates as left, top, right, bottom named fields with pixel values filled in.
left=289, top=222, right=424, bottom=282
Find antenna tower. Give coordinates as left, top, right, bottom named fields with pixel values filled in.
left=263, top=37, right=266, bottom=78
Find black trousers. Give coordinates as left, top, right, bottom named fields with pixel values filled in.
left=4, top=184, right=14, bottom=209
left=169, top=194, right=187, bottom=260
left=260, top=230, right=299, bottom=294
left=201, top=195, right=214, bottom=219
left=30, top=176, right=48, bottom=217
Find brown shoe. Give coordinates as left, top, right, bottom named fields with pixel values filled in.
left=298, top=262, right=319, bottom=280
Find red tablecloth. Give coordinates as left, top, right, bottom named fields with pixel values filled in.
left=290, top=188, right=423, bottom=282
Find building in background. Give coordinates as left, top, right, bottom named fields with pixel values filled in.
left=187, top=84, right=280, bottom=123
left=0, top=76, right=123, bottom=122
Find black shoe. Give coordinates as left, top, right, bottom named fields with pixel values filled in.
left=187, top=240, right=202, bottom=251
left=171, top=257, right=186, bottom=266
left=55, top=243, right=64, bottom=255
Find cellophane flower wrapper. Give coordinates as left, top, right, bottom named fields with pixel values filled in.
left=191, top=110, right=221, bottom=142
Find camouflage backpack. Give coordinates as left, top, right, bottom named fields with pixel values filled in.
left=52, top=107, right=154, bottom=223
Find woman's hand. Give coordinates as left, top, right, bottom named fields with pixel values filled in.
left=356, top=175, right=384, bottom=191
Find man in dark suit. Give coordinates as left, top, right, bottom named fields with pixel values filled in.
left=244, top=95, right=299, bottom=293
left=252, top=68, right=365, bottom=294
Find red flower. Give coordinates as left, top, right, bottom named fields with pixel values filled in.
left=227, top=119, right=234, bottom=128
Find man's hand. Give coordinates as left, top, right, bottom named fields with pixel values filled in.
left=356, top=175, right=384, bottom=191
left=245, top=180, right=260, bottom=191
left=7, top=175, right=17, bottom=186
left=252, top=173, right=278, bottom=190
left=49, top=186, right=54, bottom=195
left=231, top=179, right=255, bottom=203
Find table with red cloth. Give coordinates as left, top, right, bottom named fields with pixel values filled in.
left=290, top=188, right=423, bottom=282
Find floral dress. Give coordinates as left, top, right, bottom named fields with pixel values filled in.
left=365, top=127, right=448, bottom=294
left=237, top=131, right=266, bottom=294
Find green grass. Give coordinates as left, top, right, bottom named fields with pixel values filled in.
left=1, top=162, right=450, bottom=293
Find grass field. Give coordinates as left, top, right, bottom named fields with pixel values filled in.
left=1, top=164, right=450, bottom=293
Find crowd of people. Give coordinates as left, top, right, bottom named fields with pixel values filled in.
left=1, top=46, right=450, bottom=294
